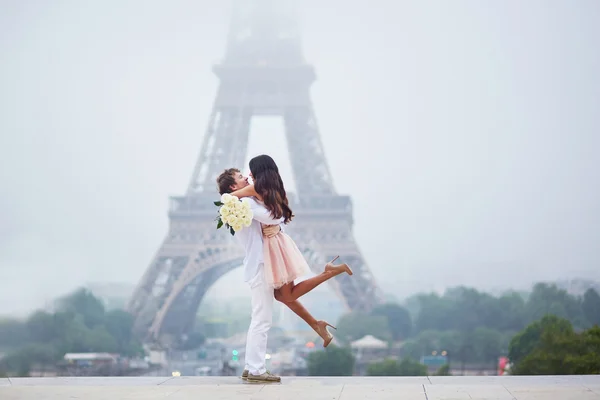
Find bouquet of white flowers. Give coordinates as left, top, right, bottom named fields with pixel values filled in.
left=214, top=193, right=253, bottom=236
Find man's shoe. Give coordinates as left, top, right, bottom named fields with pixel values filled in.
left=241, top=369, right=248, bottom=380
left=246, top=371, right=281, bottom=383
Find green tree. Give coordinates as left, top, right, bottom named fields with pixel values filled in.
left=104, top=310, right=133, bottom=344
left=495, top=292, right=527, bottom=331
left=26, top=311, right=58, bottom=343
left=367, top=358, right=427, bottom=376
left=307, top=346, right=355, bottom=376
left=54, top=314, right=96, bottom=354
left=400, top=329, right=471, bottom=366
left=413, top=293, right=455, bottom=332
left=438, top=330, right=462, bottom=358
left=57, top=288, right=106, bottom=329
left=0, top=288, right=145, bottom=376
left=500, top=330, right=518, bottom=358
left=82, top=326, right=119, bottom=353
left=336, top=312, right=392, bottom=343
left=0, top=343, right=59, bottom=376
left=455, top=331, right=476, bottom=371
left=412, top=287, right=523, bottom=334
left=415, top=330, right=439, bottom=355
left=569, top=326, right=600, bottom=374
left=511, top=321, right=600, bottom=375
left=582, top=288, right=600, bottom=326
left=508, top=315, right=573, bottom=367
left=399, top=339, right=422, bottom=361
left=472, top=327, right=503, bottom=369
left=435, top=364, right=451, bottom=376
left=525, top=283, right=584, bottom=327
left=396, top=358, right=428, bottom=376
left=370, top=303, right=412, bottom=341
left=446, top=287, right=492, bottom=331
left=367, top=358, right=404, bottom=376
left=104, top=310, right=143, bottom=356
left=0, top=318, right=29, bottom=348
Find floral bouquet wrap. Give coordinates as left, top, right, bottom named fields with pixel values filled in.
left=214, top=193, right=253, bottom=236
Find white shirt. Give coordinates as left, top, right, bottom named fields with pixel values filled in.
left=235, top=197, right=284, bottom=283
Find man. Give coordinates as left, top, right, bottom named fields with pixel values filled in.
left=216, top=168, right=282, bottom=383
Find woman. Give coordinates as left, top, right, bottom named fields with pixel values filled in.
left=231, top=154, right=353, bottom=346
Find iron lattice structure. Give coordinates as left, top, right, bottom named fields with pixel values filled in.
left=127, top=0, right=383, bottom=342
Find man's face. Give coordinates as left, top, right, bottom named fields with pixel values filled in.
left=230, top=171, right=249, bottom=191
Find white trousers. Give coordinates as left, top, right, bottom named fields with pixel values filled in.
left=244, top=265, right=274, bottom=375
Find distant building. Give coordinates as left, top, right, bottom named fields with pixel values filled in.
left=63, top=353, right=118, bottom=367
left=553, top=279, right=600, bottom=297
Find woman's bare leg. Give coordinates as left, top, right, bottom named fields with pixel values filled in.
left=277, top=258, right=352, bottom=303
left=275, top=290, right=318, bottom=328
left=274, top=290, right=335, bottom=347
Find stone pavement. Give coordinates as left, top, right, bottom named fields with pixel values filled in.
left=1, top=375, right=600, bottom=399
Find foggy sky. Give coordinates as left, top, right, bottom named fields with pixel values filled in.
left=1, top=0, right=599, bottom=315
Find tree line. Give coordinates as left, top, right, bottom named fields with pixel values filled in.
left=307, top=282, right=600, bottom=375
left=0, top=288, right=143, bottom=376
left=2, top=282, right=599, bottom=377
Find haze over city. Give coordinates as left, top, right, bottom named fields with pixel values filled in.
left=1, top=0, right=599, bottom=316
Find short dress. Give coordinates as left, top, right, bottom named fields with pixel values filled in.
left=262, top=228, right=310, bottom=289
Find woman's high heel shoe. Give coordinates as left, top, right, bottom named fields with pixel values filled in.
left=315, top=320, right=337, bottom=348
left=325, top=256, right=353, bottom=276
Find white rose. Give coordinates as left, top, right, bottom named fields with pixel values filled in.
left=228, top=195, right=239, bottom=204
left=243, top=216, right=252, bottom=227
left=227, top=215, right=240, bottom=227
left=241, top=198, right=251, bottom=209
left=232, top=223, right=243, bottom=232
left=221, top=193, right=238, bottom=204
left=219, top=206, right=231, bottom=216
left=221, top=193, right=232, bottom=204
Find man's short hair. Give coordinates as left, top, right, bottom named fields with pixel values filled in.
left=216, top=168, right=240, bottom=195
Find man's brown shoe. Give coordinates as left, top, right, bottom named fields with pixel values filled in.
left=246, top=371, right=281, bottom=383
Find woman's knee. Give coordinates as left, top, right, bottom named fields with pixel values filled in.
left=279, top=293, right=295, bottom=303
left=274, top=290, right=294, bottom=303
left=274, top=290, right=283, bottom=302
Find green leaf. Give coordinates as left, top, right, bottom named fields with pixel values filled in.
left=214, top=201, right=223, bottom=206
left=217, top=219, right=223, bottom=229
left=229, top=226, right=235, bottom=236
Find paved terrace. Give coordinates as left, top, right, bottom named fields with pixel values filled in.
left=1, top=375, right=600, bottom=399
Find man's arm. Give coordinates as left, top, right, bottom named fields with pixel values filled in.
left=248, top=199, right=284, bottom=225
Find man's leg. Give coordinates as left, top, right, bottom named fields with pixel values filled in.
left=244, top=273, right=280, bottom=382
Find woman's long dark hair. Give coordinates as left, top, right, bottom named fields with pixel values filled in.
left=249, top=154, right=294, bottom=224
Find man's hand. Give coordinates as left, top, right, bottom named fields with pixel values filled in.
left=262, top=224, right=281, bottom=238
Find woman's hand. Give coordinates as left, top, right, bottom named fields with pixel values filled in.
left=262, top=224, right=281, bottom=238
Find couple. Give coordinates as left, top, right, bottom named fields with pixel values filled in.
left=216, top=154, right=353, bottom=383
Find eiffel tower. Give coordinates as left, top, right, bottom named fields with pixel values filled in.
left=127, top=0, right=383, bottom=342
